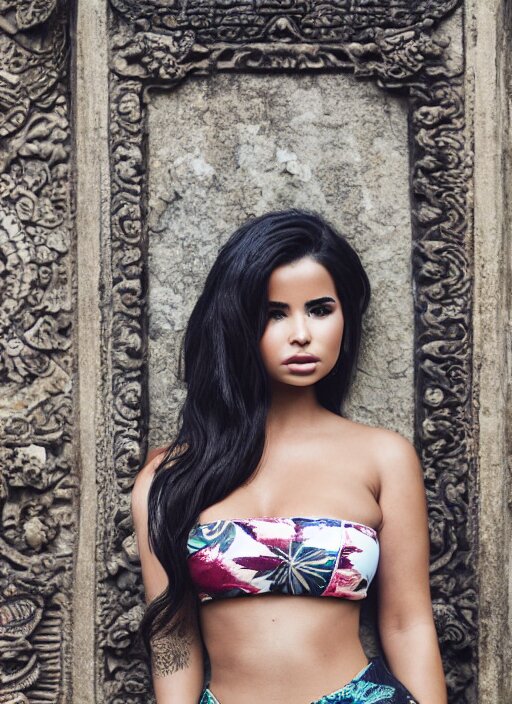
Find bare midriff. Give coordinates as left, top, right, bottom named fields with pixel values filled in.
left=199, top=594, right=368, bottom=704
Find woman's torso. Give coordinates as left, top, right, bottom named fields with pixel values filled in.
left=192, top=416, right=384, bottom=703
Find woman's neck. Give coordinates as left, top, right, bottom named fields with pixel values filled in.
left=265, top=383, right=326, bottom=436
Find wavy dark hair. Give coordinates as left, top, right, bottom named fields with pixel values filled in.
left=138, top=208, right=371, bottom=658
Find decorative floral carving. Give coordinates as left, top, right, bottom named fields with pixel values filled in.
left=0, top=0, right=74, bottom=702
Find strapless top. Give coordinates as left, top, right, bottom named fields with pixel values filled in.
left=186, top=516, right=379, bottom=603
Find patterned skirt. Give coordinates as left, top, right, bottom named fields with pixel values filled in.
left=198, top=656, right=419, bottom=703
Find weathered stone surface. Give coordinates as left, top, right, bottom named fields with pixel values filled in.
left=0, top=1, right=76, bottom=703
left=147, top=72, right=414, bottom=448
left=468, top=1, right=512, bottom=702
left=3, top=0, right=511, bottom=702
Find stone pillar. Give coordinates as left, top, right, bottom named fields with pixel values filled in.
left=73, top=1, right=110, bottom=703
left=469, top=0, right=512, bottom=701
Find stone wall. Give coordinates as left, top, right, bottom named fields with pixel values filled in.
left=0, top=2, right=77, bottom=703
left=0, top=1, right=509, bottom=703
left=147, top=72, right=413, bottom=448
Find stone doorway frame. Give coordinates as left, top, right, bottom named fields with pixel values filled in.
left=98, top=2, right=477, bottom=702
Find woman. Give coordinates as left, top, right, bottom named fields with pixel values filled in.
left=131, top=209, right=447, bottom=703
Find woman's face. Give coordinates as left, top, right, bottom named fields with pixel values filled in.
left=259, top=257, right=344, bottom=388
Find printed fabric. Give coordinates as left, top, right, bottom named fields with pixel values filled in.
left=186, top=516, right=379, bottom=602
left=198, top=656, right=419, bottom=704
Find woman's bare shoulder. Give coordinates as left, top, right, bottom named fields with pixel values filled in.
left=334, top=417, right=418, bottom=468
left=134, top=446, right=167, bottom=486
left=131, top=444, right=186, bottom=515
left=356, top=422, right=421, bottom=481
left=145, top=445, right=170, bottom=465
left=332, top=415, right=395, bottom=437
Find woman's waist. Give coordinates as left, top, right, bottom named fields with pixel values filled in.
left=199, top=595, right=364, bottom=673
left=202, top=600, right=369, bottom=704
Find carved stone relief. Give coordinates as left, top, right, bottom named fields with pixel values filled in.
left=0, top=1, right=75, bottom=703
left=104, top=2, right=474, bottom=703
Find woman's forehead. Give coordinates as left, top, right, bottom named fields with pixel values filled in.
left=267, top=257, right=337, bottom=298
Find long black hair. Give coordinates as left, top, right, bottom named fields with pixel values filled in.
left=138, top=208, right=371, bottom=656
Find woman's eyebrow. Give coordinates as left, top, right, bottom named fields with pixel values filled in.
left=267, top=296, right=336, bottom=309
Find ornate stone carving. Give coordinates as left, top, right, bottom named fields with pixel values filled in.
left=0, top=1, right=74, bottom=703
left=106, top=2, right=474, bottom=702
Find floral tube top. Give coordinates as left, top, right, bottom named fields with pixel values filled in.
left=186, top=516, right=380, bottom=602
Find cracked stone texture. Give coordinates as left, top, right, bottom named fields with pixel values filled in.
left=147, top=72, right=413, bottom=449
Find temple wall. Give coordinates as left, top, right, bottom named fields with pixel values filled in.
left=0, top=1, right=509, bottom=702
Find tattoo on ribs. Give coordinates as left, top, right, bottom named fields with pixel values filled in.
left=151, top=621, right=193, bottom=678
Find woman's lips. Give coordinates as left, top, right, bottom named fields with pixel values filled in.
left=283, top=355, right=320, bottom=374
left=283, top=354, right=320, bottom=364
left=285, top=361, right=318, bottom=374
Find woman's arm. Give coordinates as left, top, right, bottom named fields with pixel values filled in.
left=131, top=451, right=204, bottom=704
left=375, top=430, right=447, bottom=704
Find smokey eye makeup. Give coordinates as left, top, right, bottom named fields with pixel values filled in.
left=267, top=296, right=337, bottom=320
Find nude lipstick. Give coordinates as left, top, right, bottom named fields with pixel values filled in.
left=283, top=354, right=320, bottom=375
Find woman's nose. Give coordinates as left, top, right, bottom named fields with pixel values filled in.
left=289, top=314, right=311, bottom=345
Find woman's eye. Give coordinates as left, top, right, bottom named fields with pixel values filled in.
left=310, top=306, right=332, bottom=317
left=268, top=310, right=285, bottom=320
left=268, top=306, right=332, bottom=320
